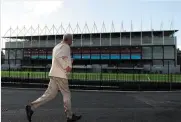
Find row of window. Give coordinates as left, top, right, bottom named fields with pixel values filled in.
left=4, top=46, right=173, bottom=54
left=3, top=59, right=175, bottom=66
left=30, top=54, right=141, bottom=60
left=3, top=46, right=175, bottom=60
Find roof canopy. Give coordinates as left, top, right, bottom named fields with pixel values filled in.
left=2, top=30, right=178, bottom=41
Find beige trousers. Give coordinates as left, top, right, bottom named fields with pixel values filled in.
left=30, top=76, right=72, bottom=118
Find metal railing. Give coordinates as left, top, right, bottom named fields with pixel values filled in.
left=1, top=63, right=181, bottom=91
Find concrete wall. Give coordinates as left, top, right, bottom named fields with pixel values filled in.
left=144, top=64, right=180, bottom=74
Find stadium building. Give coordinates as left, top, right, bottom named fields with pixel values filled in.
left=1, top=23, right=180, bottom=73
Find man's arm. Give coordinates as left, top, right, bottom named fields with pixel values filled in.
left=62, top=56, right=72, bottom=72
left=56, top=45, right=72, bottom=72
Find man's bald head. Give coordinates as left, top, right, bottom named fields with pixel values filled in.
left=63, top=33, right=73, bottom=46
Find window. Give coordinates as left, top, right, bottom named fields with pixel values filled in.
left=142, top=47, right=152, bottom=59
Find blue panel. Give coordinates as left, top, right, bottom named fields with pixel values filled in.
left=31, top=55, right=52, bottom=59
left=101, top=54, right=109, bottom=59
left=47, top=56, right=52, bottom=59
left=121, top=54, right=130, bottom=59
left=91, top=54, right=100, bottom=59
left=31, top=56, right=37, bottom=59
left=32, top=55, right=39, bottom=59
left=131, top=54, right=141, bottom=59
left=39, top=56, right=45, bottom=59
left=73, top=54, right=81, bottom=59
left=111, top=54, right=120, bottom=59
left=82, top=54, right=90, bottom=59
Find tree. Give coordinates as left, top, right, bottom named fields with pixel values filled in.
left=1, top=51, right=5, bottom=64
left=177, top=48, right=181, bottom=53
left=177, top=48, right=181, bottom=65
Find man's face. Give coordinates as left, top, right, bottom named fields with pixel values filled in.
left=67, top=38, right=73, bottom=46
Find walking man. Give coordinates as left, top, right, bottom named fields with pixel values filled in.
left=25, top=34, right=82, bottom=122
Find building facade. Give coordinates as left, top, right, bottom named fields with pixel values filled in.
left=2, top=27, right=180, bottom=73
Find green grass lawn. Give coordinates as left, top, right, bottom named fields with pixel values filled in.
left=1, top=71, right=181, bottom=83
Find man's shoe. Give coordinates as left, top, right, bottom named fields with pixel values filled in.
left=67, top=114, right=82, bottom=122
left=25, top=105, right=34, bottom=122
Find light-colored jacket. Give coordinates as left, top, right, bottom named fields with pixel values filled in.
left=49, top=42, right=72, bottom=79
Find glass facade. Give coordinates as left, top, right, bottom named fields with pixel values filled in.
left=3, top=31, right=177, bottom=66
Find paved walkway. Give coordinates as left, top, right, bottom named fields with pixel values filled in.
left=1, top=88, right=181, bottom=122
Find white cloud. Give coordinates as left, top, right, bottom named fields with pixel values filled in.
left=1, top=0, right=64, bottom=34
left=1, top=0, right=64, bottom=48
left=23, top=1, right=64, bottom=16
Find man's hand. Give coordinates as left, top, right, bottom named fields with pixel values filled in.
left=65, top=66, right=72, bottom=72
left=61, top=56, right=72, bottom=72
